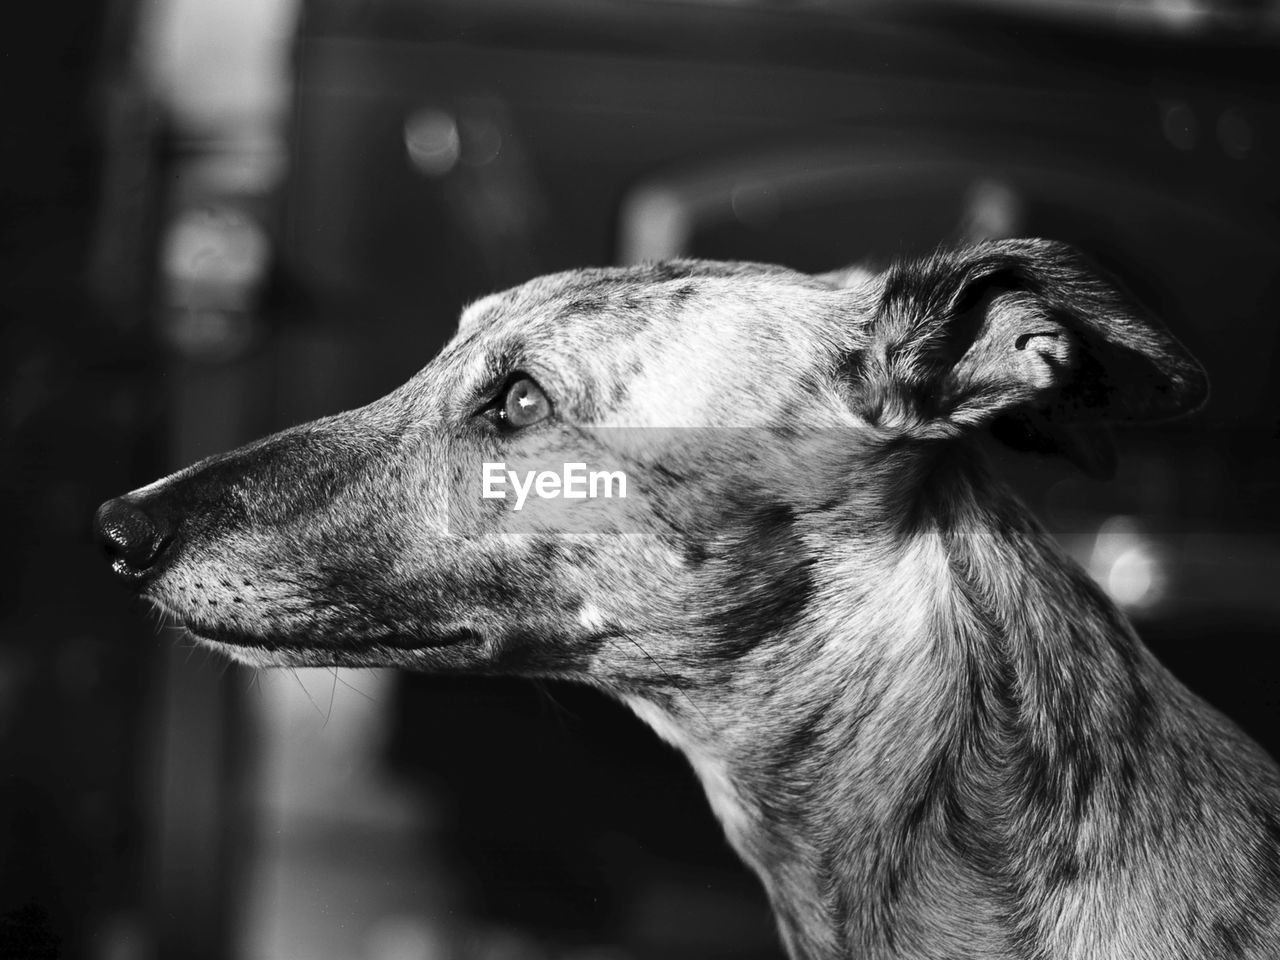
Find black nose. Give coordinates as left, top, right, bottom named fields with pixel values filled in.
left=94, top=497, right=172, bottom=580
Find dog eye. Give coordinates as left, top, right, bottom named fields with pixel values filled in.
left=496, top=376, right=552, bottom=429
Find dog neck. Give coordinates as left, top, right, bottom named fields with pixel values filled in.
left=626, top=450, right=1168, bottom=960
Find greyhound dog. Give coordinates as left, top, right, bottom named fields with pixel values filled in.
left=96, top=239, right=1280, bottom=959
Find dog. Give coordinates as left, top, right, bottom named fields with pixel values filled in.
left=96, top=239, right=1280, bottom=959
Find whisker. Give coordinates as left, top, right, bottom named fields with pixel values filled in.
left=324, top=667, right=338, bottom=727
left=531, top=679, right=578, bottom=731
left=331, top=671, right=378, bottom=703
left=607, top=633, right=709, bottom=725
left=289, top=668, right=326, bottom=719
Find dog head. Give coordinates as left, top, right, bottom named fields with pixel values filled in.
left=95, top=241, right=1205, bottom=689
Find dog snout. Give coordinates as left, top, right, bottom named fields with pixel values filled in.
left=94, top=496, right=173, bottom=583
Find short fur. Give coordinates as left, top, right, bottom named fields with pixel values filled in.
left=97, top=239, right=1280, bottom=959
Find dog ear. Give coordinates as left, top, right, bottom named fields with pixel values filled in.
left=855, top=239, right=1208, bottom=477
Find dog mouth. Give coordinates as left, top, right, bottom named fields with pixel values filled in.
left=183, top=623, right=480, bottom=652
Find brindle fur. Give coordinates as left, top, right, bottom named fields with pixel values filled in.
left=99, top=239, right=1280, bottom=959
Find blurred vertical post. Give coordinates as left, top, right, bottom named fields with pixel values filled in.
left=134, top=0, right=296, bottom=956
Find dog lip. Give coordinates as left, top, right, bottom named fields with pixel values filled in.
left=183, top=624, right=274, bottom=649
left=183, top=624, right=479, bottom=651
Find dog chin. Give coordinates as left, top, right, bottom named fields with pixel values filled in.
left=189, top=632, right=282, bottom=667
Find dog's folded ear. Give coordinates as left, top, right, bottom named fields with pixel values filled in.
left=855, top=239, right=1208, bottom=477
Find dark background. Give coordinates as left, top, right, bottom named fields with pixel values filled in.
left=2, top=2, right=1278, bottom=958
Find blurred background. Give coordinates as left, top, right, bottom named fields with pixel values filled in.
left=2, top=0, right=1278, bottom=957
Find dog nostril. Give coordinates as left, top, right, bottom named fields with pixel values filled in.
left=94, top=497, right=172, bottom=578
